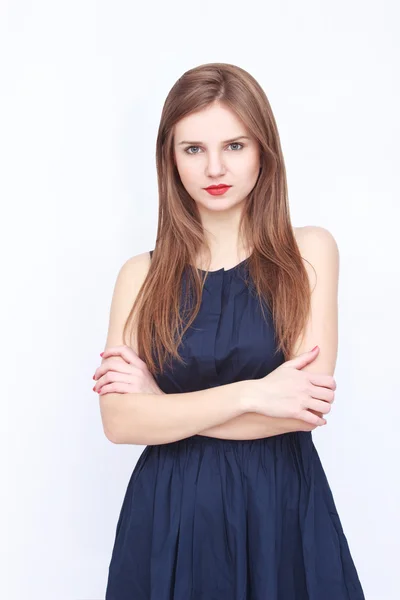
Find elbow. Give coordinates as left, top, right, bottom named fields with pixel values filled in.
left=98, top=392, right=163, bottom=445
left=103, top=425, right=148, bottom=445
left=102, top=418, right=137, bottom=445
left=99, top=392, right=133, bottom=444
left=103, top=425, right=122, bottom=444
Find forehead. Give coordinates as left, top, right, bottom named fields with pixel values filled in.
left=174, top=103, right=248, bottom=141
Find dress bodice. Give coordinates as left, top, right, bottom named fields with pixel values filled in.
left=149, top=251, right=285, bottom=394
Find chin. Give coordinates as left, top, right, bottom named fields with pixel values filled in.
left=198, top=197, right=246, bottom=213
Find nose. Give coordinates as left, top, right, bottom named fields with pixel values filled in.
left=205, top=151, right=227, bottom=178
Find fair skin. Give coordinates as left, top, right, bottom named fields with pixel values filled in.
left=197, top=225, right=339, bottom=439
left=94, top=102, right=339, bottom=441
left=173, top=101, right=261, bottom=269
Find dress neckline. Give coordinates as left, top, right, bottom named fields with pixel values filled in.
left=149, top=249, right=252, bottom=277
left=193, top=254, right=252, bottom=276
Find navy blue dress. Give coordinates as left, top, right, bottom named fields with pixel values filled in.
left=105, top=251, right=365, bottom=599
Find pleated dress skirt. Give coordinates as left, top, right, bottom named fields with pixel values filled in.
left=105, top=432, right=364, bottom=599
left=105, top=251, right=365, bottom=599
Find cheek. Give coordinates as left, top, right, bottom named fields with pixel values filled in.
left=237, top=158, right=259, bottom=179
left=177, top=160, right=198, bottom=185
left=249, top=156, right=262, bottom=178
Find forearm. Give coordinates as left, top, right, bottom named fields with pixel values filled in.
left=99, top=380, right=249, bottom=445
left=198, top=412, right=316, bottom=440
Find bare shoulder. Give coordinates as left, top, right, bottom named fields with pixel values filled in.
left=293, top=225, right=339, bottom=288
left=294, top=225, right=339, bottom=252
left=291, top=226, right=339, bottom=374
left=116, top=250, right=152, bottom=285
left=103, top=250, right=152, bottom=353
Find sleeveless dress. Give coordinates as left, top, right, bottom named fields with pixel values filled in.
left=105, top=250, right=365, bottom=600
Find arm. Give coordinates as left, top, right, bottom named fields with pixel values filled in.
left=98, top=252, right=250, bottom=445
left=100, top=381, right=249, bottom=445
left=197, top=412, right=316, bottom=440
left=196, top=226, right=339, bottom=440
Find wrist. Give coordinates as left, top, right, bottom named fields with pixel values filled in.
left=236, top=379, right=260, bottom=414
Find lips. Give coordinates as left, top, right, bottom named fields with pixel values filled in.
left=205, top=184, right=231, bottom=190
left=204, top=185, right=231, bottom=196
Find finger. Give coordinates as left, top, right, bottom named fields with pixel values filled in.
left=310, top=385, right=335, bottom=403
left=299, top=410, right=326, bottom=426
left=101, top=346, right=144, bottom=368
left=309, top=373, right=336, bottom=391
left=308, top=409, right=323, bottom=418
left=284, top=346, right=319, bottom=370
left=98, top=382, right=133, bottom=395
left=307, top=398, right=332, bottom=415
left=94, top=371, right=131, bottom=393
left=95, top=357, right=135, bottom=380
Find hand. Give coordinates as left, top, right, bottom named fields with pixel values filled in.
left=92, top=345, right=165, bottom=396
left=247, top=346, right=336, bottom=426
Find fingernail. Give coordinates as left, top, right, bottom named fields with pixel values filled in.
left=92, top=386, right=96, bottom=392
left=312, top=345, right=319, bottom=351
left=92, top=375, right=96, bottom=380
left=100, top=352, right=104, bottom=357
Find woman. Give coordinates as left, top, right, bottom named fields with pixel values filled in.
left=93, top=63, right=365, bottom=599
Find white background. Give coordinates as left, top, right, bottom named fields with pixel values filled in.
left=2, top=1, right=399, bottom=599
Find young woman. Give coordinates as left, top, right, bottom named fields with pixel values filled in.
left=93, top=63, right=365, bottom=599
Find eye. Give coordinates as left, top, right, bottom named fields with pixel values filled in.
left=229, top=143, right=244, bottom=151
left=185, top=146, right=201, bottom=155
left=184, top=142, right=244, bottom=155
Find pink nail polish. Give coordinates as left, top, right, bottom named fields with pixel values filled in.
left=100, top=352, right=104, bottom=357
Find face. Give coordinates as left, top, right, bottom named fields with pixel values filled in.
left=173, top=102, right=261, bottom=213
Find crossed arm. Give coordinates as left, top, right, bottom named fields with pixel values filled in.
left=197, top=227, right=339, bottom=440
left=197, top=412, right=317, bottom=439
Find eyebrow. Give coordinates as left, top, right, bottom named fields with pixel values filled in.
left=177, top=135, right=251, bottom=146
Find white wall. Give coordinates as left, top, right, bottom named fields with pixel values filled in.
left=2, top=1, right=399, bottom=598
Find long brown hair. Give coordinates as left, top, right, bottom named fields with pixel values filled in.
left=123, top=63, right=313, bottom=376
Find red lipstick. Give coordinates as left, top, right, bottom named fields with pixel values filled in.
left=204, top=184, right=232, bottom=196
